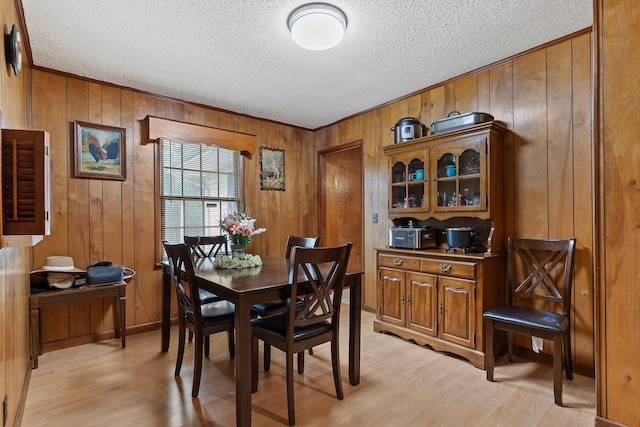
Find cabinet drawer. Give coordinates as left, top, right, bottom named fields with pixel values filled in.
left=378, top=253, right=421, bottom=271
left=421, top=258, right=476, bottom=279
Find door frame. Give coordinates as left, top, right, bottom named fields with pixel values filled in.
left=318, top=140, right=364, bottom=267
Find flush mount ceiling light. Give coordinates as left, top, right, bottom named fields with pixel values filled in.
left=288, top=3, right=347, bottom=51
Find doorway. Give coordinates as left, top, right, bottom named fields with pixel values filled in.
left=319, top=141, right=363, bottom=270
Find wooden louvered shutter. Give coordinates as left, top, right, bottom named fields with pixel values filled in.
left=1, top=129, right=50, bottom=236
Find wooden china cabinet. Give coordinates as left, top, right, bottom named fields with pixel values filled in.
left=375, top=121, right=508, bottom=369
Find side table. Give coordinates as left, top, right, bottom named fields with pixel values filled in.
left=29, top=283, right=126, bottom=368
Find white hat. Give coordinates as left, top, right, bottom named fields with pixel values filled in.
left=32, top=256, right=85, bottom=274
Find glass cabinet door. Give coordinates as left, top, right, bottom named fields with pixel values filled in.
left=431, top=138, right=485, bottom=212
left=389, top=151, right=427, bottom=211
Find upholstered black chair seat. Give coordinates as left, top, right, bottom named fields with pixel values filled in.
left=252, top=298, right=303, bottom=318
left=251, top=300, right=288, bottom=317
left=251, top=314, right=331, bottom=341
left=483, top=306, right=568, bottom=332
left=199, top=289, right=222, bottom=303
left=187, top=300, right=235, bottom=323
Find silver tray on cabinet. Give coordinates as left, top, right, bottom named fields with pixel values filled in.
left=430, top=112, right=494, bottom=135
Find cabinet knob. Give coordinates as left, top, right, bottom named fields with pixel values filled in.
left=439, top=300, right=443, bottom=314
left=393, top=257, right=404, bottom=266
left=401, top=293, right=405, bottom=304
left=439, top=263, right=452, bottom=273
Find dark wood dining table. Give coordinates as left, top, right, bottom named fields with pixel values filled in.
left=160, top=256, right=363, bottom=427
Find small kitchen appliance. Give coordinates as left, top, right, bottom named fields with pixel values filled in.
left=391, top=117, right=427, bottom=143
left=389, top=226, right=436, bottom=249
left=443, top=227, right=477, bottom=253
left=430, top=111, right=494, bottom=135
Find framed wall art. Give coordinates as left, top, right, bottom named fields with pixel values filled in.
left=259, top=146, right=285, bottom=191
left=73, top=121, right=126, bottom=180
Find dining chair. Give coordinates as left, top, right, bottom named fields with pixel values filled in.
left=483, top=237, right=576, bottom=406
left=251, top=235, right=319, bottom=372
left=183, top=235, right=228, bottom=342
left=184, top=235, right=228, bottom=258
left=251, top=242, right=352, bottom=426
left=163, top=241, right=236, bottom=398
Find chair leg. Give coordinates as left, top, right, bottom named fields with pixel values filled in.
left=308, top=347, right=313, bottom=356
left=264, top=343, right=271, bottom=371
left=563, top=332, right=573, bottom=380
left=188, top=330, right=193, bottom=343
left=552, top=334, right=563, bottom=406
left=331, top=338, right=344, bottom=400
left=286, top=351, right=296, bottom=426
left=204, top=335, right=210, bottom=357
left=485, top=320, right=495, bottom=381
left=297, top=351, right=304, bottom=374
left=251, top=335, right=258, bottom=393
left=192, top=332, right=204, bottom=398
left=228, top=329, right=235, bottom=359
left=507, top=331, right=514, bottom=363
left=175, top=320, right=186, bottom=376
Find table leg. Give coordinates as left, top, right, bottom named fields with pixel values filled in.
left=119, top=290, right=126, bottom=348
left=30, top=307, right=39, bottom=369
left=161, top=264, right=171, bottom=352
left=235, top=295, right=253, bottom=427
left=348, top=274, right=362, bottom=386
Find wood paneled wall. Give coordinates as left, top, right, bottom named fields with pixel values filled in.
left=30, top=72, right=315, bottom=346
left=29, top=30, right=594, bottom=392
left=0, top=0, right=34, bottom=424
left=597, top=1, right=640, bottom=424
left=315, top=32, right=595, bottom=371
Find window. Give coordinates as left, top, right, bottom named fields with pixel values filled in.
left=160, top=139, right=240, bottom=245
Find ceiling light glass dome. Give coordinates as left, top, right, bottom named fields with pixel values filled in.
left=288, top=3, right=347, bottom=51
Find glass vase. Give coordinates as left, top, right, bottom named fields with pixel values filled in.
left=231, top=244, right=247, bottom=259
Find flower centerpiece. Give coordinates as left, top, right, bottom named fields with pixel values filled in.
left=220, top=205, right=266, bottom=261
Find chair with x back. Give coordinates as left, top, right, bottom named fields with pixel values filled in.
left=184, top=235, right=228, bottom=258
left=251, top=235, right=319, bottom=372
left=251, top=242, right=352, bottom=426
left=183, top=235, right=227, bottom=345
left=184, top=235, right=228, bottom=305
left=163, top=241, right=235, bottom=398
left=483, top=237, right=576, bottom=406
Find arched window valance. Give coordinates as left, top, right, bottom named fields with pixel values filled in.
left=145, top=115, right=256, bottom=156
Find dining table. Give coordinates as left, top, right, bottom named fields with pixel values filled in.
left=160, top=256, right=363, bottom=427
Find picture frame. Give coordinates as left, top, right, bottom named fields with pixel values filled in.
left=259, top=146, right=285, bottom=191
left=73, top=121, right=126, bottom=180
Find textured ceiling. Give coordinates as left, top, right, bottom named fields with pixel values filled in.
left=21, top=0, right=593, bottom=129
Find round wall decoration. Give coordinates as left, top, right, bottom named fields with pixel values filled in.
left=5, top=24, right=22, bottom=76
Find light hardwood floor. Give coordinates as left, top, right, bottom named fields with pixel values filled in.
left=22, top=307, right=595, bottom=427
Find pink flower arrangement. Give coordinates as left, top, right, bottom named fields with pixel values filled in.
left=221, top=209, right=266, bottom=246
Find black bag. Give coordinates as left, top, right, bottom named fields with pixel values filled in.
left=87, top=264, right=124, bottom=285
left=86, top=261, right=136, bottom=286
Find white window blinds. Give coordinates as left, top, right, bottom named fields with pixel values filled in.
left=160, top=139, right=240, bottom=245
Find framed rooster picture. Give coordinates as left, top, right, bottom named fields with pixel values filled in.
left=73, top=121, right=126, bottom=180
left=259, top=146, right=285, bottom=191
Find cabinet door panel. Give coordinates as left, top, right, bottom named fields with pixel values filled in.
left=406, top=272, right=437, bottom=336
left=389, top=150, right=427, bottom=212
left=439, top=276, right=475, bottom=348
left=379, top=267, right=405, bottom=326
left=431, top=136, right=486, bottom=212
